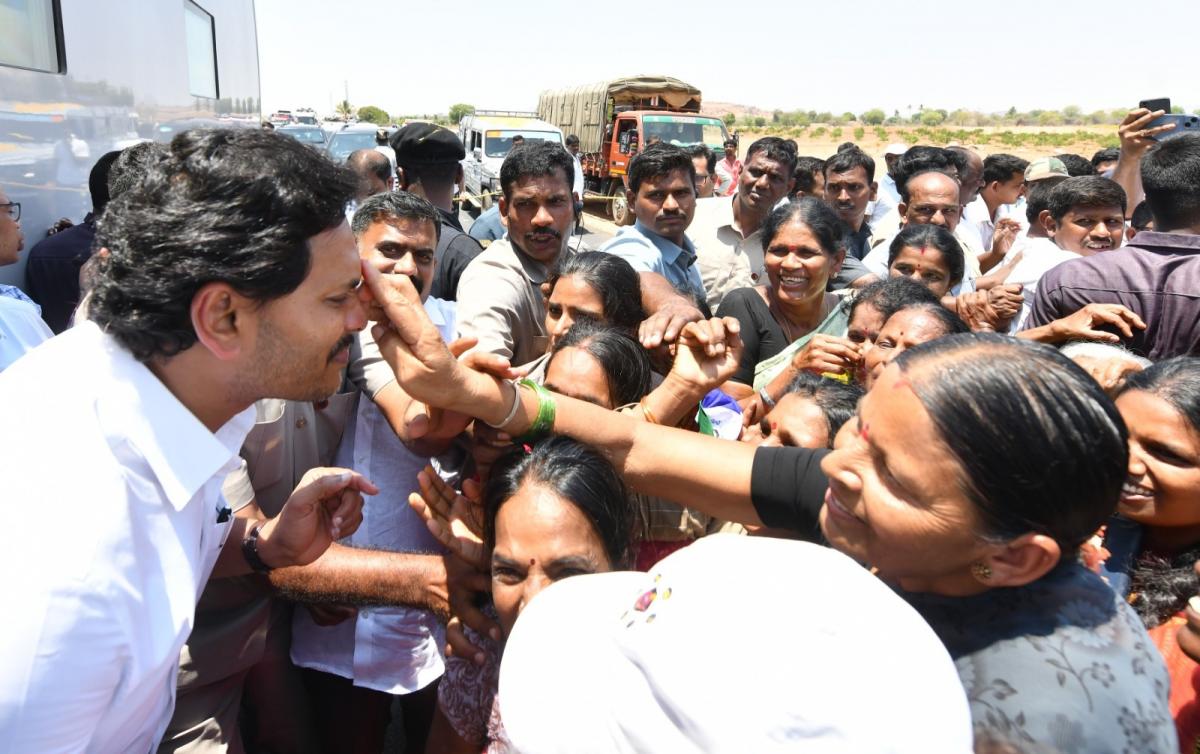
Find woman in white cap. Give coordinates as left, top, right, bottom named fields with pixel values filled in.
left=363, top=267, right=1177, bottom=753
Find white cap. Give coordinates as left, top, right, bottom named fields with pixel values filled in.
left=884, top=143, right=909, bottom=156
left=500, top=535, right=973, bottom=754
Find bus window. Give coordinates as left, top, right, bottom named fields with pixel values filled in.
left=0, top=0, right=61, bottom=73
left=184, top=0, right=218, bottom=98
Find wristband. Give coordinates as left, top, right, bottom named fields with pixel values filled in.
left=242, top=523, right=274, bottom=574
left=517, top=378, right=556, bottom=440
left=484, top=379, right=521, bottom=429
left=639, top=397, right=659, bottom=425
left=758, top=388, right=776, bottom=411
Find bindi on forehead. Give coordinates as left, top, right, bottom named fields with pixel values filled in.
left=859, top=422, right=870, bottom=441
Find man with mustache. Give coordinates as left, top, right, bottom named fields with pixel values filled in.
left=456, top=142, right=706, bottom=362
left=289, top=190, right=459, bottom=753
left=600, top=144, right=707, bottom=307
left=690, top=137, right=797, bottom=311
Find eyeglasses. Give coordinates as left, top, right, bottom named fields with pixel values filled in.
left=0, top=202, right=18, bottom=222
left=695, top=173, right=711, bottom=182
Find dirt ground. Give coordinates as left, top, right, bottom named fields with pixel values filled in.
left=731, top=125, right=1119, bottom=162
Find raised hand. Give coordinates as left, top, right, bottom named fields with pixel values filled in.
left=258, top=468, right=378, bottom=568
left=408, top=466, right=487, bottom=570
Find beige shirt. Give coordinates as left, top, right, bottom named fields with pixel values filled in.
left=455, top=236, right=552, bottom=366
left=688, top=194, right=767, bottom=312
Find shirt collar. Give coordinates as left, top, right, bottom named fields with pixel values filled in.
left=1128, top=230, right=1200, bottom=251
left=438, top=206, right=464, bottom=233
left=631, top=220, right=696, bottom=266
left=88, top=322, right=255, bottom=510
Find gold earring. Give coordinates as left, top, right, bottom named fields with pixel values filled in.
left=971, top=562, right=992, bottom=581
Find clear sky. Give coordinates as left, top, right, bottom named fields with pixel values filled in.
left=255, top=0, right=1197, bottom=119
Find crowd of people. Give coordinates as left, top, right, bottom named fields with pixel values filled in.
left=1, top=103, right=1199, bottom=754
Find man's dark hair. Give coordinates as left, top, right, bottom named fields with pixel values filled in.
left=350, top=190, right=442, bottom=243
left=836, top=141, right=858, bottom=153
left=399, top=161, right=458, bottom=193
left=1091, top=147, right=1120, bottom=168
left=780, top=372, right=864, bottom=448
left=499, top=141, right=574, bottom=201
left=347, top=148, right=392, bottom=186
left=982, top=154, right=1029, bottom=185
left=107, top=141, right=169, bottom=200
left=565, top=134, right=580, bottom=147
left=1046, top=176, right=1127, bottom=221
left=688, top=143, right=716, bottom=175
left=88, top=150, right=121, bottom=214
left=1024, top=176, right=1068, bottom=225
left=1130, top=200, right=1155, bottom=232
left=898, top=167, right=957, bottom=203
left=892, top=146, right=954, bottom=200
left=824, top=147, right=875, bottom=183
left=793, top=156, right=826, bottom=195
left=628, top=144, right=696, bottom=195
left=90, top=128, right=359, bottom=362
left=745, top=136, right=797, bottom=178
left=1054, top=153, right=1097, bottom=177
left=1141, top=133, right=1200, bottom=231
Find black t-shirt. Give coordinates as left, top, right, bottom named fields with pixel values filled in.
left=750, top=446, right=830, bottom=543
left=430, top=217, right=484, bottom=302
left=717, top=287, right=788, bottom=386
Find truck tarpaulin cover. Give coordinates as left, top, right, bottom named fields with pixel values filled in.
left=537, top=75, right=702, bottom=153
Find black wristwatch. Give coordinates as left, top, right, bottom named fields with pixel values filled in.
left=242, top=523, right=274, bottom=574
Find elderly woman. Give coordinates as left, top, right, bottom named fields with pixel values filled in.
left=364, top=267, right=1176, bottom=752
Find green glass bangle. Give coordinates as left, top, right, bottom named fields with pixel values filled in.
left=517, top=378, right=556, bottom=440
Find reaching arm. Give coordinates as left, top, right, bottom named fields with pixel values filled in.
left=269, top=545, right=457, bottom=621
left=637, top=271, right=706, bottom=348
left=362, top=262, right=764, bottom=526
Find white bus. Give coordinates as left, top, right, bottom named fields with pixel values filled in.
left=0, top=0, right=261, bottom=287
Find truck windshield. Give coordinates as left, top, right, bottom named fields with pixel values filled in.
left=484, top=130, right=563, bottom=158
left=642, top=116, right=729, bottom=151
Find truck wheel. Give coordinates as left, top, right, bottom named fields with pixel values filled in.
left=609, top=179, right=633, bottom=225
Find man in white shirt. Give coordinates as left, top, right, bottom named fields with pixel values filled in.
left=690, top=136, right=796, bottom=311
left=566, top=133, right=585, bottom=228
left=291, top=191, right=462, bottom=752
left=0, top=129, right=375, bottom=753
left=969, top=154, right=1028, bottom=269
left=867, top=143, right=907, bottom=226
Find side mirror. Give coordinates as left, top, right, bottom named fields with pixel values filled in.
left=473, top=147, right=483, bottom=161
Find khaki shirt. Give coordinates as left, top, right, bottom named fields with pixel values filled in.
left=455, top=236, right=552, bottom=366
left=688, top=194, right=767, bottom=312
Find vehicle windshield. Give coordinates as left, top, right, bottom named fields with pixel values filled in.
left=327, top=131, right=378, bottom=162
left=483, top=130, right=562, bottom=158
left=295, top=116, right=318, bottom=125
left=641, top=116, right=730, bottom=152
left=282, top=128, right=326, bottom=144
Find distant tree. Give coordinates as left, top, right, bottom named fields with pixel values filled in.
left=815, top=111, right=834, bottom=123
left=448, top=103, right=475, bottom=124
left=1037, top=110, right=1064, bottom=126
left=357, top=105, right=390, bottom=125
left=919, top=110, right=946, bottom=127
left=723, top=112, right=736, bottom=127
left=335, top=99, right=353, bottom=120
left=753, top=116, right=767, bottom=128
left=861, top=108, right=886, bottom=125
left=854, top=126, right=866, bottom=141
left=1006, top=106, right=1018, bottom=118
left=772, top=109, right=783, bottom=123
left=841, top=111, right=856, bottom=122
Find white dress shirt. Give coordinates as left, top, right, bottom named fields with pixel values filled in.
left=0, top=321, right=254, bottom=753
left=1002, top=236, right=1079, bottom=332
left=0, top=291, right=53, bottom=371
left=291, top=297, right=458, bottom=695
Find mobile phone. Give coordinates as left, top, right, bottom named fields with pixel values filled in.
left=1139, top=98, right=1171, bottom=113
left=1146, top=113, right=1200, bottom=141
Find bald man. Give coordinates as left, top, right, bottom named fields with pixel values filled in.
left=346, top=149, right=394, bottom=204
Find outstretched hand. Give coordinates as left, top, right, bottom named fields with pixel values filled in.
left=260, top=468, right=379, bottom=568
left=670, top=317, right=744, bottom=393
left=408, top=466, right=488, bottom=570
left=1048, top=303, right=1146, bottom=345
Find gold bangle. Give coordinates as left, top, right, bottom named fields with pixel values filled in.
left=639, top=397, right=659, bottom=425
